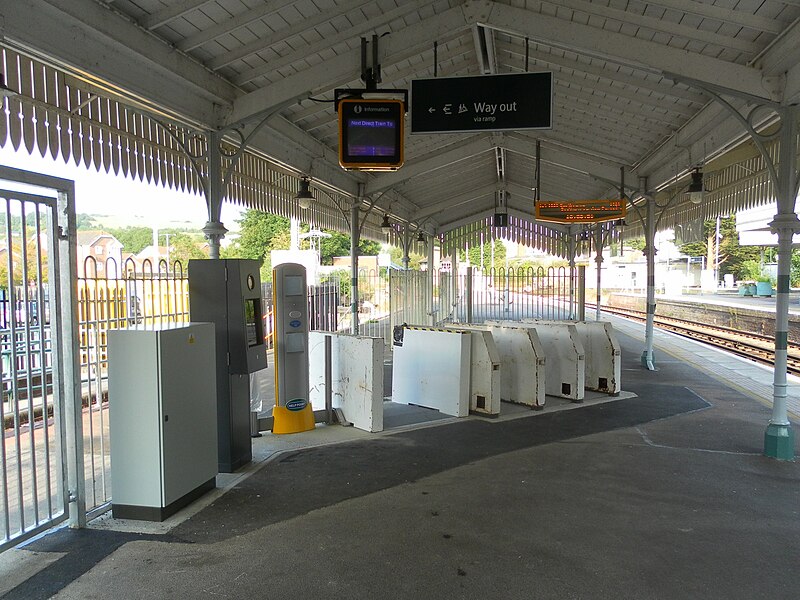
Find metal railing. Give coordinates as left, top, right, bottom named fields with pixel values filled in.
left=78, top=257, right=189, bottom=516
left=5, top=254, right=581, bottom=539
left=1, top=180, right=71, bottom=554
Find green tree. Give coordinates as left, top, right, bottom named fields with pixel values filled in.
left=388, top=246, right=424, bottom=270
left=0, top=236, right=48, bottom=288
left=679, top=216, right=758, bottom=280
left=109, top=226, right=153, bottom=254
left=317, top=231, right=381, bottom=265
left=791, top=251, right=800, bottom=287
left=222, top=211, right=291, bottom=281
left=169, top=232, right=208, bottom=265
left=76, top=214, right=98, bottom=230
left=625, top=237, right=646, bottom=252
left=459, top=240, right=506, bottom=271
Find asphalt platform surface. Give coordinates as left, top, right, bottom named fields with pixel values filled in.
left=3, top=330, right=800, bottom=600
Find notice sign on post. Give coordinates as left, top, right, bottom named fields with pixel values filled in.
left=535, top=199, right=627, bottom=224
left=411, top=72, right=552, bottom=134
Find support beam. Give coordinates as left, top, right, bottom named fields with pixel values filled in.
left=178, top=1, right=289, bottom=53
left=641, top=178, right=657, bottom=370
left=203, top=131, right=227, bottom=258
left=765, top=107, right=799, bottom=460
left=753, top=17, right=800, bottom=77
left=228, top=6, right=470, bottom=125
left=644, top=0, right=787, bottom=35
left=412, top=183, right=498, bottom=222
left=497, top=40, right=707, bottom=105
left=502, top=135, right=626, bottom=183
left=437, top=206, right=566, bottom=235
left=1, top=0, right=236, bottom=127
left=258, top=117, right=363, bottom=197
left=540, top=0, right=761, bottom=55
left=474, top=0, right=776, bottom=101
left=350, top=191, right=362, bottom=335
left=365, top=136, right=495, bottom=195
left=230, top=1, right=434, bottom=85
left=208, top=0, right=367, bottom=70
left=142, top=0, right=214, bottom=31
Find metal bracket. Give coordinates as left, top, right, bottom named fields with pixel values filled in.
left=334, top=88, right=409, bottom=112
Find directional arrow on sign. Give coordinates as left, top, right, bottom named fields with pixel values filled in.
left=428, top=107, right=436, bottom=113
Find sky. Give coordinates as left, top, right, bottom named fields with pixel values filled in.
left=0, top=144, right=244, bottom=232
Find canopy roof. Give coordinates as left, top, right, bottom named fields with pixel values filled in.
left=2, top=1, right=800, bottom=252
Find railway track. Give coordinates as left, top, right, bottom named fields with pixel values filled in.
left=592, top=304, right=800, bottom=377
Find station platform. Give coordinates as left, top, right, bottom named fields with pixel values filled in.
left=2, top=315, right=800, bottom=599
left=615, top=288, right=800, bottom=314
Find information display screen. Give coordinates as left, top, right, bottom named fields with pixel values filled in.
left=535, top=199, right=626, bottom=224
left=339, top=99, right=404, bottom=170
left=347, top=118, right=397, bottom=156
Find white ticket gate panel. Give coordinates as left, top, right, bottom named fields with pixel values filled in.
left=490, top=321, right=585, bottom=401
left=392, top=327, right=471, bottom=417
left=445, top=326, right=502, bottom=415
left=573, top=321, right=621, bottom=394
left=484, top=324, right=546, bottom=408
left=308, top=332, right=385, bottom=432
left=524, top=320, right=621, bottom=395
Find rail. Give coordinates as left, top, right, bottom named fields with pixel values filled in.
left=594, top=304, right=800, bottom=376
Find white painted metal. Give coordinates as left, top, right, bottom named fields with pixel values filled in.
left=1, top=1, right=799, bottom=258
left=108, top=324, right=217, bottom=511
left=308, top=332, right=384, bottom=433
left=391, top=328, right=470, bottom=418
left=484, top=324, right=546, bottom=409
left=491, top=320, right=585, bottom=401
left=445, top=326, right=501, bottom=416
left=525, top=320, right=621, bottom=396
left=0, top=166, right=79, bottom=551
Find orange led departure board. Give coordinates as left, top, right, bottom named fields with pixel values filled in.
left=535, top=199, right=626, bottom=224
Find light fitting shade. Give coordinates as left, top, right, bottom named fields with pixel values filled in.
left=687, top=168, right=704, bottom=205
left=381, top=213, right=391, bottom=229
left=295, top=176, right=314, bottom=209
left=417, top=231, right=425, bottom=242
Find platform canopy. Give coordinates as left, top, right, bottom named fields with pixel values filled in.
left=1, top=1, right=799, bottom=253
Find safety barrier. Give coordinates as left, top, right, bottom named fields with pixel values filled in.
left=391, top=326, right=471, bottom=417
left=308, top=332, right=385, bottom=432
left=523, top=320, right=621, bottom=395
left=483, top=324, right=547, bottom=408
left=445, top=326, right=502, bottom=416
left=489, top=320, right=585, bottom=401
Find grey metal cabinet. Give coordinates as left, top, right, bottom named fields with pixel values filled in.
left=109, top=323, right=217, bottom=521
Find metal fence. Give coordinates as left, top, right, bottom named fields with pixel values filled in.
left=449, top=266, right=578, bottom=324
left=78, top=257, right=189, bottom=516
left=4, top=253, right=582, bottom=538
left=389, top=265, right=579, bottom=331
left=1, top=172, right=75, bottom=554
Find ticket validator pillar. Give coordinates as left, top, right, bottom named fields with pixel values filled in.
left=272, top=263, right=314, bottom=434
left=188, top=259, right=267, bottom=472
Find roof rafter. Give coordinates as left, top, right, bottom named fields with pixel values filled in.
left=178, top=0, right=289, bottom=52
left=495, top=41, right=707, bottom=105
left=552, top=0, right=760, bottom=55
left=642, top=0, right=786, bottom=35
left=142, top=0, right=215, bottom=31
left=472, top=0, right=776, bottom=101
left=207, top=0, right=367, bottom=71
left=236, top=0, right=462, bottom=88
left=227, top=5, right=472, bottom=125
